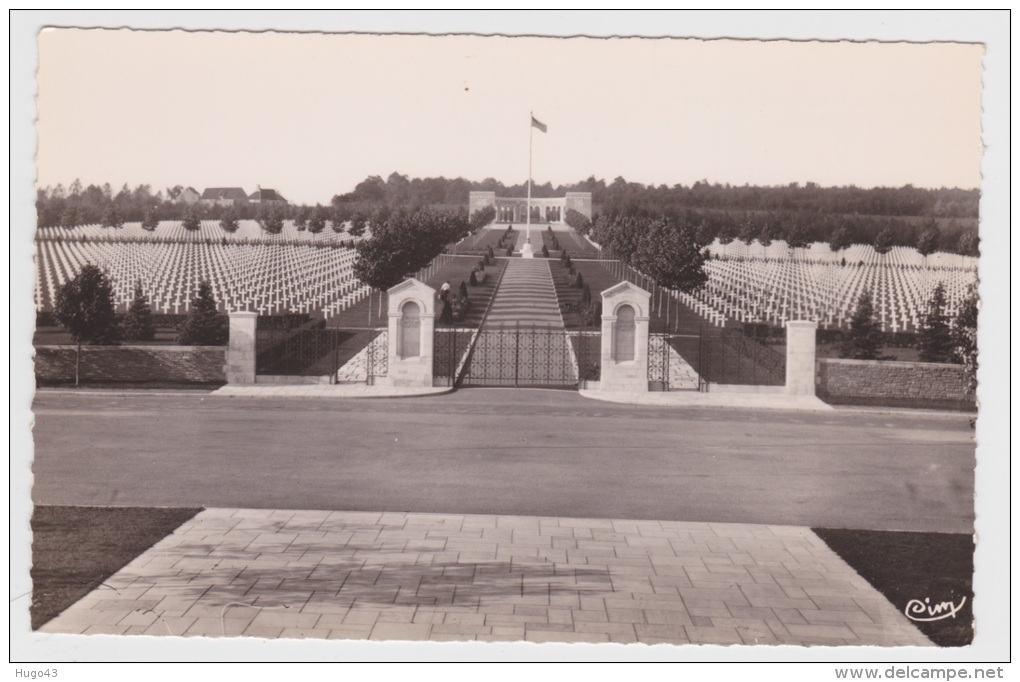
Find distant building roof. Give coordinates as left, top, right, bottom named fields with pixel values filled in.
left=201, top=187, right=249, bottom=201
left=249, top=188, right=286, bottom=202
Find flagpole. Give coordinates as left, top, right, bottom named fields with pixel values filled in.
left=527, top=111, right=533, bottom=245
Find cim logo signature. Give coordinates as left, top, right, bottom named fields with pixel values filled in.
left=904, top=596, right=967, bottom=622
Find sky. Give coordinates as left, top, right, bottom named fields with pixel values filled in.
left=36, top=28, right=984, bottom=206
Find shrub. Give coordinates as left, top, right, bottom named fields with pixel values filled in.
left=506, top=247, right=513, bottom=257
left=469, top=270, right=478, bottom=286
left=574, top=272, right=585, bottom=289
left=459, top=281, right=468, bottom=298
left=541, top=244, right=549, bottom=258
left=565, top=208, right=592, bottom=235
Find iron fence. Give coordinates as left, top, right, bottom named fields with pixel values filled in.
left=256, top=316, right=388, bottom=383
left=697, top=325, right=786, bottom=389
left=433, top=327, right=475, bottom=386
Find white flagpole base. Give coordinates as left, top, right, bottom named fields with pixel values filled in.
left=520, top=242, right=535, bottom=259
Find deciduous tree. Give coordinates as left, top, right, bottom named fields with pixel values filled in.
left=54, top=264, right=121, bottom=385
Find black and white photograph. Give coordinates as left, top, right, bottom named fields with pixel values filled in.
left=11, top=11, right=1010, bottom=672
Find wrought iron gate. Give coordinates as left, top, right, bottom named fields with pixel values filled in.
left=446, top=323, right=600, bottom=389
left=647, top=332, right=701, bottom=391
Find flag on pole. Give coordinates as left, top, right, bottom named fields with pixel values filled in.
left=531, top=115, right=547, bottom=133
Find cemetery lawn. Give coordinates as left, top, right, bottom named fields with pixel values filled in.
left=326, top=255, right=506, bottom=330
left=813, top=528, right=974, bottom=647
left=29, top=505, right=201, bottom=630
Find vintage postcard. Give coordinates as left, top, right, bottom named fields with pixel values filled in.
left=12, top=11, right=1010, bottom=670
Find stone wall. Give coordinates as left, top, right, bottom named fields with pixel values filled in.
left=564, top=192, right=593, bottom=219
left=468, top=191, right=496, bottom=217
left=816, top=358, right=975, bottom=409
left=35, top=345, right=226, bottom=385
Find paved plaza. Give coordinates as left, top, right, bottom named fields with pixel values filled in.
left=39, top=508, right=932, bottom=647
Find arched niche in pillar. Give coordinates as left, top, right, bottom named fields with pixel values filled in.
left=599, top=281, right=651, bottom=393
left=385, top=278, right=436, bottom=387
left=398, top=301, right=421, bottom=359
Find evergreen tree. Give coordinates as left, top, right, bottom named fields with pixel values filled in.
left=916, top=223, right=941, bottom=259
left=952, top=283, right=979, bottom=392
left=308, top=205, right=328, bottom=234
left=54, top=264, right=121, bottom=385
left=840, top=291, right=882, bottom=360
left=122, top=282, right=156, bottom=341
left=828, top=225, right=854, bottom=257
left=256, top=204, right=284, bottom=235
left=182, top=204, right=202, bottom=231
left=873, top=227, right=895, bottom=255
left=918, top=281, right=954, bottom=363
left=348, top=212, right=367, bottom=237
left=294, top=206, right=309, bottom=231
left=141, top=207, right=159, bottom=232
left=218, top=206, right=240, bottom=233
left=178, top=280, right=228, bottom=345
left=101, top=204, right=123, bottom=229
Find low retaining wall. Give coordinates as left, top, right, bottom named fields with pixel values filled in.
left=35, top=345, right=226, bottom=385
left=816, top=358, right=975, bottom=410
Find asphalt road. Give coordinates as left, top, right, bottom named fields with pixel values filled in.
left=28, top=389, right=976, bottom=533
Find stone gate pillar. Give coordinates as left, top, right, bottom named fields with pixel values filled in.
left=785, top=320, right=818, bottom=395
left=225, top=311, right=258, bottom=384
left=599, top=282, right=651, bottom=393
left=385, top=279, right=436, bottom=387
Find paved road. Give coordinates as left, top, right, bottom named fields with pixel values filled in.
left=30, top=389, right=975, bottom=533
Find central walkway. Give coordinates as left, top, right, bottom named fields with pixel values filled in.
left=483, top=258, right=563, bottom=328
left=38, top=508, right=933, bottom=647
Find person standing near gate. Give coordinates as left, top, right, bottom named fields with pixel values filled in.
left=440, top=280, right=451, bottom=303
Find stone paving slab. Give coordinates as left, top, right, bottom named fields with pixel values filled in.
left=39, top=508, right=931, bottom=648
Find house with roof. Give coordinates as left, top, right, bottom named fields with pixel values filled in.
left=248, top=187, right=288, bottom=205
left=168, top=186, right=201, bottom=204
left=201, top=187, right=250, bottom=207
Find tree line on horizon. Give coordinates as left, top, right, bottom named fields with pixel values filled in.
left=37, top=173, right=980, bottom=256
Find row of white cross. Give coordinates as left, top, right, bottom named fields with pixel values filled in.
left=696, top=241, right=977, bottom=332
left=36, top=221, right=372, bottom=317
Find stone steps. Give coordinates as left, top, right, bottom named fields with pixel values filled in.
left=483, top=259, right=564, bottom=328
